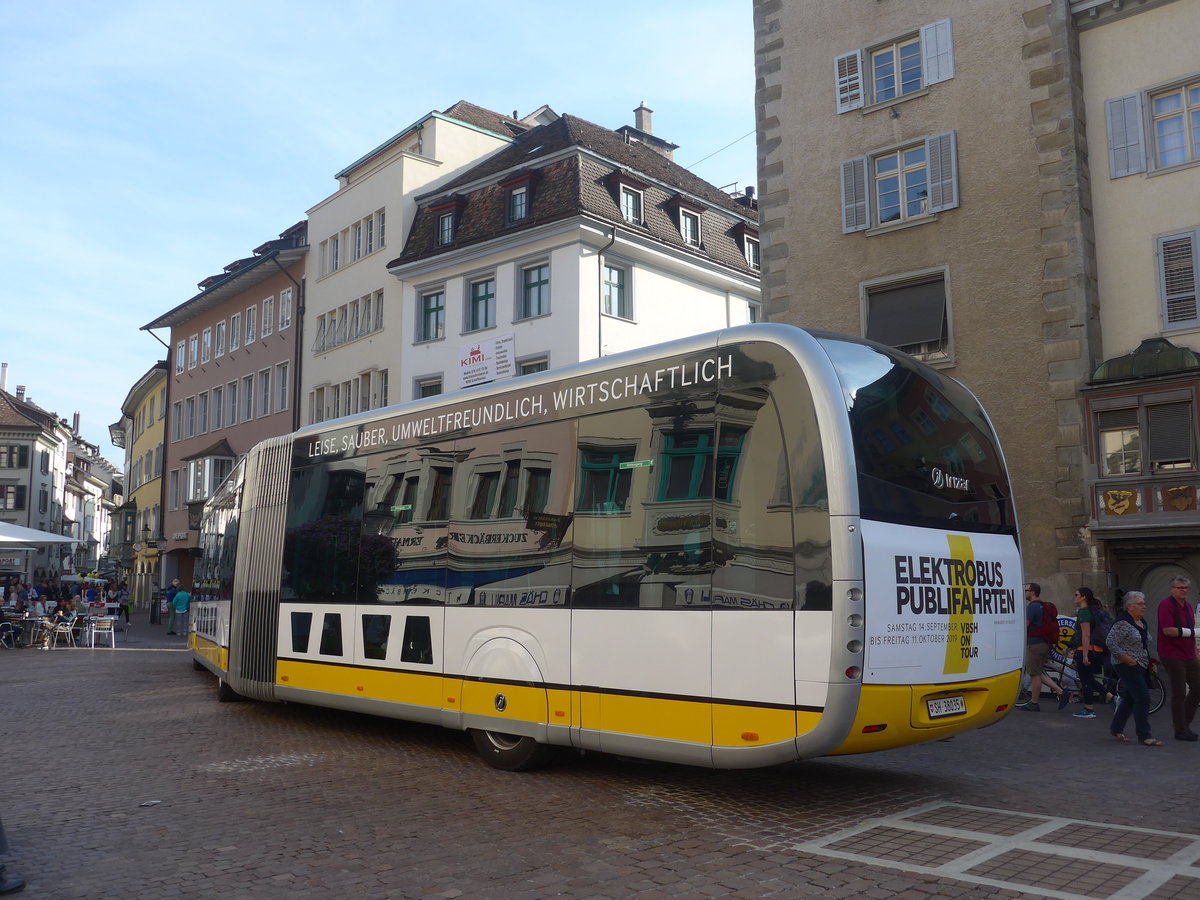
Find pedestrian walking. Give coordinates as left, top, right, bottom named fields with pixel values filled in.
left=1156, top=576, right=1199, bottom=742
left=1106, top=591, right=1162, bottom=746
left=1016, top=583, right=1067, bottom=711
left=1069, top=587, right=1111, bottom=719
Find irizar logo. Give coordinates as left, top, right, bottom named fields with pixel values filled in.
left=932, top=467, right=970, bottom=491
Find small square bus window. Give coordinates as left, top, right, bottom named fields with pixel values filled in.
left=291, top=612, right=312, bottom=653
left=400, top=616, right=433, bottom=665
left=362, top=614, right=391, bottom=660
left=319, top=613, right=343, bottom=656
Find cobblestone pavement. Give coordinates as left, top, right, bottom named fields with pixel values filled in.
left=2, top=621, right=1198, bottom=899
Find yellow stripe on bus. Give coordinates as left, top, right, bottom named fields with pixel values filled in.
left=276, top=659, right=443, bottom=709
left=193, top=635, right=228, bottom=672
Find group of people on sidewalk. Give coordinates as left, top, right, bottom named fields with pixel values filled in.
left=1018, top=577, right=1200, bottom=746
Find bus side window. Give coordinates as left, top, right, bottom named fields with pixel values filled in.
left=291, top=611, right=313, bottom=653
left=319, top=613, right=343, bottom=656
left=400, top=616, right=433, bottom=665
left=362, top=614, right=390, bottom=660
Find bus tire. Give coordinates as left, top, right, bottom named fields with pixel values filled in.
left=469, top=729, right=554, bottom=771
left=217, top=678, right=243, bottom=703
left=192, top=657, right=205, bottom=671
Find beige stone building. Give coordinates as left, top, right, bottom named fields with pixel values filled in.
left=753, top=0, right=1200, bottom=602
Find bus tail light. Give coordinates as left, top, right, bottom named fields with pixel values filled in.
left=862, top=723, right=887, bottom=733
left=845, top=666, right=861, bottom=679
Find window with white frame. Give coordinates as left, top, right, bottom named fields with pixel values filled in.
left=242, top=374, right=254, bottom=421
left=841, top=132, right=958, bottom=233
left=520, top=263, right=550, bottom=319
left=680, top=210, right=701, bottom=247
left=1106, top=77, right=1200, bottom=177
left=467, top=278, right=495, bottom=332
left=214, top=321, right=226, bottom=357
left=437, top=212, right=455, bottom=246
left=259, top=369, right=271, bottom=416
left=835, top=19, right=954, bottom=113
left=197, top=392, right=209, bottom=434
left=603, top=264, right=631, bottom=319
left=416, top=377, right=442, bottom=398
left=352, top=221, right=363, bottom=261
left=184, top=397, right=196, bottom=439
left=508, top=185, right=528, bottom=222
left=1157, top=228, right=1198, bottom=329
left=279, top=288, right=293, bottom=329
left=519, top=357, right=549, bottom=376
left=229, top=313, right=241, bottom=351
left=863, top=273, right=950, bottom=361
left=620, top=187, right=643, bottom=224
left=227, top=380, right=238, bottom=426
left=245, top=306, right=257, bottom=344
left=188, top=334, right=199, bottom=369
left=201, top=328, right=212, bottom=364
left=312, top=316, right=327, bottom=353
left=172, top=401, right=182, bottom=441
left=1096, top=400, right=1195, bottom=477
left=418, top=290, right=445, bottom=342
left=311, top=386, right=325, bottom=425
left=262, top=296, right=274, bottom=337
left=175, top=341, right=185, bottom=374
left=744, top=235, right=761, bottom=270
left=212, top=386, right=223, bottom=430
left=276, top=362, right=289, bottom=412
left=168, top=469, right=180, bottom=510
left=186, top=455, right=233, bottom=503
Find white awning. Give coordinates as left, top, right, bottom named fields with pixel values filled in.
left=0, top=522, right=78, bottom=546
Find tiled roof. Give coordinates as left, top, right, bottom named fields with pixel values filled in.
left=390, top=114, right=759, bottom=275
left=440, top=100, right=529, bottom=138
left=0, top=390, right=58, bottom=431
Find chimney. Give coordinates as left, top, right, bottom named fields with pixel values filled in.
left=634, top=102, right=653, bottom=134
left=16, top=385, right=25, bottom=401
left=0, top=362, right=6, bottom=393
left=73, top=412, right=81, bottom=434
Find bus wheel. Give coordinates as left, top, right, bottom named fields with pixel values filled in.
left=216, top=679, right=243, bottom=703
left=192, top=657, right=205, bottom=671
left=470, top=729, right=554, bottom=771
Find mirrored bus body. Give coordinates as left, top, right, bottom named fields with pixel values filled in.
left=190, top=324, right=1022, bottom=769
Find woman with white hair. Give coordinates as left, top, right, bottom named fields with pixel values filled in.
left=1106, top=591, right=1162, bottom=746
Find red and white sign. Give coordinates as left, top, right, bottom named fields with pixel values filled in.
left=458, top=334, right=515, bottom=389
left=0, top=555, right=24, bottom=568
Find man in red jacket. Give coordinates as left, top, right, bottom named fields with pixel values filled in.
left=1157, top=576, right=1199, bottom=742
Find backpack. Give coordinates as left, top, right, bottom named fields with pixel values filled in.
left=1089, top=605, right=1113, bottom=649
left=1035, top=600, right=1060, bottom=646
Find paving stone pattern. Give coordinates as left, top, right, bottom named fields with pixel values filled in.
left=2, top=624, right=1199, bottom=898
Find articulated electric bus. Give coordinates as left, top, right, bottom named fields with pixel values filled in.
left=190, top=324, right=1023, bottom=770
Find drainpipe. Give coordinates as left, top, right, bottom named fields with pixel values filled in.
left=597, top=224, right=617, bottom=360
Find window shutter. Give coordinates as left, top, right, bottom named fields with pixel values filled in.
left=840, top=157, right=870, bottom=232
left=1105, top=94, right=1146, bottom=178
left=920, top=19, right=955, bottom=85
left=926, top=131, right=959, bottom=212
left=1158, top=231, right=1198, bottom=327
left=1147, top=402, right=1194, bottom=469
left=835, top=50, right=864, bottom=113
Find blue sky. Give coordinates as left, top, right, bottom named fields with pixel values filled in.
left=0, top=1, right=757, bottom=467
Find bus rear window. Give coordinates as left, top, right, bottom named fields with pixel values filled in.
left=817, top=337, right=1015, bottom=533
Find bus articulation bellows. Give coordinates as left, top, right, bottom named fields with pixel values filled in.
left=190, top=324, right=1023, bottom=770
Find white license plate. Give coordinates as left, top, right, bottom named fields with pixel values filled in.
left=927, top=695, right=967, bottom=718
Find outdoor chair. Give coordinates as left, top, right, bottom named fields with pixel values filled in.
left=89, top=617, right=117, bottom=649
left=48, top=620, right=76, bottom=649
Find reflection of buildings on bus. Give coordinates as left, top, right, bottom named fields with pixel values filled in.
left=282, top=340, right=832, bottom=614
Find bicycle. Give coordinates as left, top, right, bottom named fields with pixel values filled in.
left=1050, top=651, right=1165, bottom=715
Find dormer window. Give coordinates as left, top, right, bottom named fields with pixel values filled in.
left=437, top=212, right=454, bottom=246
left=734, top=223, right=761, bottom=270
left=746, top=237, right=761, bottom=269
left=429, top=195, right=466, bottom=248
left=508, top=186, right=528, bottom=222
left=620, top=187, right=642, bottom=225
left=680, top=211, right=700, bottom=247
